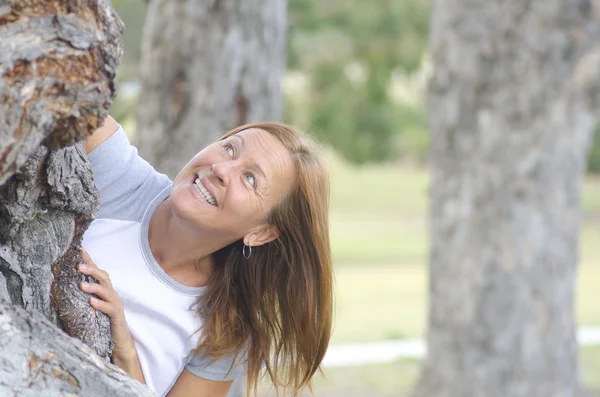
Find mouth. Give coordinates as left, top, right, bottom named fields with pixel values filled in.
left=192, top=175, right=217, bottom=206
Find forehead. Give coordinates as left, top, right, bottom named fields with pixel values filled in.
left=228, top=128, right=294, bottom=179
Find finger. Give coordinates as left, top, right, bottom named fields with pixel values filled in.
left=89, top=296, right=116, bottom=317
left=81, top=282, right=113, bottom=303
left=78, top=265, right=112, bottom=287
left=81, top=249, right=98, bottom=268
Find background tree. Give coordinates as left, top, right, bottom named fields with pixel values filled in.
left=413, top=2, right=600, bottom=397
left=134, top=0, right=288, bottom=178
left=0, top=1, right=151, bottom=394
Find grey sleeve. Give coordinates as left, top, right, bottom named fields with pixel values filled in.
left=185, top=351, right=247, bottom=382
left=87, top=126, right=172, bottom=222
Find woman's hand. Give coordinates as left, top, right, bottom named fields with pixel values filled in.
left=79, top=249, right=145, bottom=383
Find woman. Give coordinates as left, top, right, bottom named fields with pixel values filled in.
left=79, top=116, right=333, bottom=397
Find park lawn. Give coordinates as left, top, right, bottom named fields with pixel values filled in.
left=260, top=347, right=600, bottom=396
left=583, top=346, right=600, bottom=390
left=331, top=260, right=600, bottom=345
left=304, top=346, right=600, bottom=397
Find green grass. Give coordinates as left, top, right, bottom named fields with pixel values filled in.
left=578, top=257, right=600, bottom=326
left=582, top=347, right=600, bottom=390
left=332, top=264, right=427, bottom=343
left=582, top=175, right=600, bottom=214
left=260, top=358, right=421, bottom=397
left=328, top=155, right=429, bottom=264
left=312, top=360, right=420, bottom=397
left=328, top=155, right=600, bottom=267
left=328, top=155, right=429, bottom=216
left=302, top=347, right=600, bottom=397
left=331, top=261, right=600, bottom=344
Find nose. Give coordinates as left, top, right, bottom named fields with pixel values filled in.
left=210, top=161, right=235, bottom=187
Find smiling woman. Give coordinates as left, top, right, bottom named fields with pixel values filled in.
left=80, top=116, right=333, bottom=397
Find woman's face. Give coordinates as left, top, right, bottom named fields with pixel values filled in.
left=170, top=128, right=295, bottom=244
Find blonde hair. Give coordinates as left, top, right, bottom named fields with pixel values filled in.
left=193, top=122, right=333, bottom=396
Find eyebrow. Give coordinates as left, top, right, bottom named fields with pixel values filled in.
left=230, top=134, right=268, bottom=181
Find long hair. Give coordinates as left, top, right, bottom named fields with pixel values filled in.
left=193, top=122, right=333, bottom=396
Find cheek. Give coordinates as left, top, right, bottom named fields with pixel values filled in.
left=226, top=186, right=266, bottom=221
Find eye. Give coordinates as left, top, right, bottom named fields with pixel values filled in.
left=223, top=144, right=234, bottom=157
left=245, top=174, right=256, bottom=187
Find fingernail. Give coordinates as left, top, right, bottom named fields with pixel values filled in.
left=78, top=264, right=87, bottom=271
left=90, top=297, right=97, bottom=303
left=81, top=282, right=89, bottom=288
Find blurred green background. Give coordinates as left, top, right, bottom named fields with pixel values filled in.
left=111, top=1, right=600, bottom=395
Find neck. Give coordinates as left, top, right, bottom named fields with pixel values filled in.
left=148, top=198, right=231, bottom=287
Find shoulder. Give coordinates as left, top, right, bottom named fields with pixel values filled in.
left=165, top=369, right=234, bottom=397
left=163, top=350, right=245, bottom=397
left=185, top=349, right=247, bottom=382
left=88, top=125, right=172, bottom=222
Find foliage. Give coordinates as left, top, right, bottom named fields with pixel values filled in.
left=287, top=0, right=430, bottom=163
left=112, top=0, right=148, bottom=81
left=394, top=100, right=429, bottom=160
left=588, top=124, right=600, bottom=174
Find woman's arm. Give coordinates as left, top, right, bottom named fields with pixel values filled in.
left=83, top=115, right=120, bottom=154
left=166, top=369, right=233, bottom=397
left=111, top=345, right=145, bottom=384
left=83, top=114, right=171, bottom=222
left=78, top=249, right=146, bottom=384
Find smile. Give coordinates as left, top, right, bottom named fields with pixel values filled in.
left=193, top=177, right=217, bottom=206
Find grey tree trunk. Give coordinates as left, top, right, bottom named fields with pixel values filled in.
left=0, top=1, right=151, bottom=395
left=413, top=2, right=600, bottom=397
left=0, top=300, right=154, bottom=397
left=135, top=0, right=287, bottom=178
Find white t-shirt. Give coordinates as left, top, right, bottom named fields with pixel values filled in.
left=82, top=126, right=245, bottom=396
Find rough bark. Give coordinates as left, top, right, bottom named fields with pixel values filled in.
left=0, top=3, right=148, bottom=394
left=135, top=0, right=287, bottom=178
left=0, top=299, right=154, bottom=397
left=0, top=144, right=115, bottom=358
left=0, top=0, right=123, bottom=361
left=413, top=2, right=600, bottom=397
left=0, top=0, right=123, bottom=184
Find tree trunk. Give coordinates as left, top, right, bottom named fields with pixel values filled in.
left=0, top=1, right=151, bottom=394
left=0, top=0, right=122, bottom=360
left=135, top=0, right=287, bottom=178
left=0, top=300, right=155, bottom=397
left=413, top=2, right=600, bottom=397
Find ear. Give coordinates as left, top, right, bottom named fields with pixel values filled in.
left=243, top=224, right=280, bottom=247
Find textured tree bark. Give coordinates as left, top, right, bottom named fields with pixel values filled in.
left=0, top=0, right=123, bottom=184
left=413, top=2, right=600, bottom=397
left=135, top=0, right=287, bottom=178
left=0, top=2, right=150, bottom=393
left=0, top=0, right=122, bottom=360
left=0, top=300, right=155, bottom=397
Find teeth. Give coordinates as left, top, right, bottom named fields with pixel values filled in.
left=194, top=178, right=216, bottom=206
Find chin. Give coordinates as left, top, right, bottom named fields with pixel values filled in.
left=169, top=182, right=203, bottom=221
